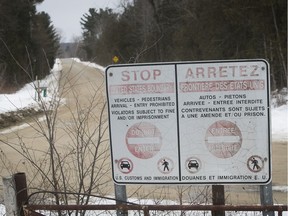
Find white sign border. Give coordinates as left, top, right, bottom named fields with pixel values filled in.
left=105, top=59, right=271, bottom=185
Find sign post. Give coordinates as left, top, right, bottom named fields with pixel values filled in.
left=106, top=59, right=271, bottom=185
left=114, top=184, right=128, bottom=216
left=260, top=182, right=275, bottom=216
left=212, top=185, right=225, bottom=216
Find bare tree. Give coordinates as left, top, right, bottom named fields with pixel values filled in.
left=0, top=58, right=112, bottom=215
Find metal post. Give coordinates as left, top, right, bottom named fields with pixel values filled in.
left=260, top=182, right=275, bottom=216
left=212, top=185, right=225, bottom=216
left=114, top=184, right=128, bottom=216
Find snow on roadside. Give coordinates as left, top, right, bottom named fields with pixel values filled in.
left=73, top=57, right=105, bottom=71
left=271, top=104, right=288, bottom=141
left=0, top=59, right=62, bottom=114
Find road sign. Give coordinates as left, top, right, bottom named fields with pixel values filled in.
left=112, top=56, right=119, bottom=63
left=106, top=59, right=271, bottom=185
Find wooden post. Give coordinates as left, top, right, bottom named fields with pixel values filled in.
left=37, top=76, right=40, bottom=101
left=212, top=185, right=225, bottom=216
left=14, top=173, right=28, bottom=216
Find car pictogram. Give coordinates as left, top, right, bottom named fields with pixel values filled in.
left=188, top=160, right=199, bottom=169
left=120, top=160, right=130, bottom=170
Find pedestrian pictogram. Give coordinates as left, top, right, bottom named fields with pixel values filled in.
left=157, top=157, right=173, bottom=174
left=247, top=155, right=264, bottom=172
left=162, top=159, right=169, bottom=171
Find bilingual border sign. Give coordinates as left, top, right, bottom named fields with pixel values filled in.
left=105, top=59, right=271, bottom=185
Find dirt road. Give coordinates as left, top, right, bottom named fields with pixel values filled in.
left=0, top=59, right=287, bottom=205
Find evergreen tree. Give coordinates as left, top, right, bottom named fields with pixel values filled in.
left=31, top=12, right=60, bottom=80
left=80, top=0, right=286, bottom=90
left=0, top=0, right=59, bottom=92
left=80, top=8, right=118, bottom=64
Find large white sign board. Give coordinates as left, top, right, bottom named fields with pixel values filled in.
left=106, top=59, right=271, bottom=185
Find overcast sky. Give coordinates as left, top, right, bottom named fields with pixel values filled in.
left=37, top=0, right=123, bottom=43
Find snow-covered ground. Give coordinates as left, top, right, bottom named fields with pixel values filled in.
left=0, top=59, right=287, bottom=215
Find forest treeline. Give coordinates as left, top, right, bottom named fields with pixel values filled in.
left=0, top=0, right=286, bottom=92
left=0, top=0, right=59, bottom=92
left=79, top=0, right=287, bottom=90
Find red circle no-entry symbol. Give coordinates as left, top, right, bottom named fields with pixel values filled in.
left=126, top=122, right=162, bottom=159
left=205, top=120, right=242, bottom=158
